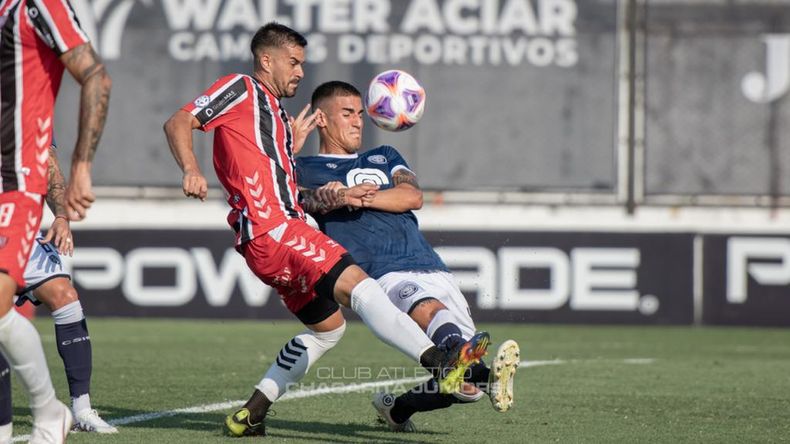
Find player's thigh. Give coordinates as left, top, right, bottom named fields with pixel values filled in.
left=32, top=277, right=78, bottom=311
left=0, top=275, right=14, bottom=314
left=20, top=239, right=71, bottom=310
left=243, top=220, right=347, bottom=314
left=0, top=192, right=44, bottom=304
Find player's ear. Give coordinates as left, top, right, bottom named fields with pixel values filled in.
left=315, top=109, right=327, bottom=128
left=258, top=52, right=271, bottom=73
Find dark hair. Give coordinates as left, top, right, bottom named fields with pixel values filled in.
left=311, top=81, right=361, bottom=109
left=250, top=22, right=307, bottom=58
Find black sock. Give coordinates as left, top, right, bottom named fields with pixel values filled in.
left=390, top=379, right=457, bottom=424
left=468, top=360, right=491, bottom=386
left=55, top=319, right=92, bottom=398
left=0, top=354, right=10, bottom=426
left=243, top=389, right=273, bottom=424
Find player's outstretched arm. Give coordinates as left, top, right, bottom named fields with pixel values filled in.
left=41, top=146, right=74, bottom=256
left=300, top=182, right=378, bottom=214
left=60, top=42, right=112, bottom=221
left=164, top=110, right=208, bottom=201
left=362, top=169, right=423, bottom=213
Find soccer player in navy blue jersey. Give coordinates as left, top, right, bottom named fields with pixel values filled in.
left=295, top=81, right=522, bottom=432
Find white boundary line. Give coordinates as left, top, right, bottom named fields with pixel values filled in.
left=11, top=358, right=652, bottom=441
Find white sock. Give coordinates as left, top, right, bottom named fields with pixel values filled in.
left=0, top=310, right=58, bottom=418
left=257, top=322, right=346, bottom=402
left=350, top=278, right=434, bottom=362
left=52, top=301, right=84, bottom=325
left=0, top=422, right=11, bottom=443
left=72, top=393, right=91, bottom=414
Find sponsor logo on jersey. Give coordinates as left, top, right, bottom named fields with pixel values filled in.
left=194, top=95, right=210, bottom=107
left=398, top=282, right=420, bottom=299
left=368, top=155, right=387, bottom=165
left=326, top=163, right=337, bottom=169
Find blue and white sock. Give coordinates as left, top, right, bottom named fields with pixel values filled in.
left=426, top=309, right=465, bottom=351
left=52, top=301, right=92, bottom=412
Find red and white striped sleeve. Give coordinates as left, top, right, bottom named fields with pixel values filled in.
left=182, top=74, right=250, bottom=131
left=29, top=0, right=90, bottom=55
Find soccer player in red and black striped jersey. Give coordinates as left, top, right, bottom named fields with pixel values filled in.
left=0, top=1, right=111, bottom=442
left=164, top=22, right=489, bottom=437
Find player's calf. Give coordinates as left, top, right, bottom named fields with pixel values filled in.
left=228, top=319, right=346, bottom=436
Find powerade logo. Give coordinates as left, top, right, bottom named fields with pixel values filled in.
left=435, top=246, right=660, bottom=315
left=77, top=0, right=579, bottom=66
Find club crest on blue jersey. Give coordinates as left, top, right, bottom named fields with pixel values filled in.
left=367, top=155, right=387, bottom=164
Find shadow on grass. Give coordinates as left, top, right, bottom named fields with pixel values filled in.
left=90, top=405, right=440, bottom=443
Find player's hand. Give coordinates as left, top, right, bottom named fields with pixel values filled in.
left=289, top=104, right=319, bottom=155
left=40, top=216, right=74, bottom=256
left=182, top=170, right=208, bottom=201
left=316, top=181, right=345, bottom=208
left=65, top=165, right=95, bottom=221
left=344, top=183, right=379, bottom=208
left=360, top=191, right=376, bottom=208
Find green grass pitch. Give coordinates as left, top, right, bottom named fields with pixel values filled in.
left=7, top=318, right=790, bottom=443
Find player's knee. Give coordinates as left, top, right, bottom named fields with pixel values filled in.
left=335, top=266, right=368, bottom=301
left=36, top=279, right=79, bottom=311
left=311, top=321, right=346, bottom=350
left=409, top=299, right=447, bottom=331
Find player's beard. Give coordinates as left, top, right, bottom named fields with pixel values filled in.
left=283, top=79, right=300, bottom=98
left=346, top=133, right=362, bottom=151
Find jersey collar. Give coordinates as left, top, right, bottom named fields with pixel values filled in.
left=317, top=153, right=359, bottom=159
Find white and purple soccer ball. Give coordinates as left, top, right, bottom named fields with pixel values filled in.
left=365, top=70, right=426, bottom=132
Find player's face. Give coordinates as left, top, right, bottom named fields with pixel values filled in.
left=323, top=95, right=364, bottom=152
left=269, top=44, right=305, bottom=98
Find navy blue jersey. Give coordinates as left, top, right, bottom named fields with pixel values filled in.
left=296, top=145, right=448, bottom=279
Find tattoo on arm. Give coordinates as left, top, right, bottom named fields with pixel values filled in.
left=299, top=188, right=346, bottom=214
left=393, top=169, right=420, bottom=189
left=62, top=44, right=111, bottom=163
left=45, top=147, right=68, bottom=217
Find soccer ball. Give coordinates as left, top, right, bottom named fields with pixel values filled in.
left=365, top=70, right=426, bottom=131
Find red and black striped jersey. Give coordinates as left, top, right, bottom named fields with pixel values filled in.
left=0, top=0, right=88, bottom=194
left=182, top=74, right=306, bottom=245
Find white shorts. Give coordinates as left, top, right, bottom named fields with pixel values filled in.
left=377, top=271, right=476, bottom=340
left=16, top=236, right=70, bottom=305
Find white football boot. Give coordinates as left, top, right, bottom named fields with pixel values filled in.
left=73, top=409, right=118, bottom=433
left=29, top=400, right=72, bottom=444
left=488, top=340, right=521, bottom=412
left=371, top=393, right=416, bottom=433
